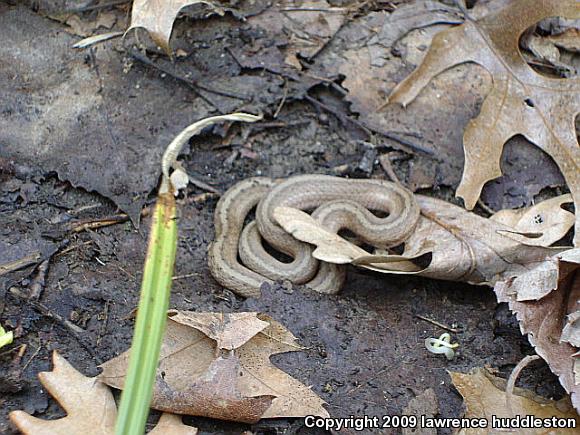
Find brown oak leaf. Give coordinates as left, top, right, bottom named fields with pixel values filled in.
left=388, top=0, right=580, bottom=245
left=99, top=312, right=328, bottom=423
left=495, top=249, right=580, bottom=413
left=273, top=194, right=574, bottom=285
left=450, top=368, right=579, bottom=434
left=9, top=351, right=197, bottom=434
left=128, top=0, right=224, bottom=54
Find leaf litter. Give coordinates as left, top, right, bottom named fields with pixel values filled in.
left=9, top=352, right=198, bottom=434
left=4, top=0, right=580, bottom=429
left=99, top=311, right=328, bottom=423
left=387, top=0, right=580, bottom=244
left=450, top=368, right=578, bottom=434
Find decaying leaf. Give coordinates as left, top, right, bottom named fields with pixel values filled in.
left=495, top=249, right=580, bottom=413
left=491, top=194, right=574, bottom=247
left=388, top=0, right=580, bottom=244
left=274, top=195, right=574, bottom=286
left=128, top=0, right=224, bottom=54
left=9, top=352, right=197, bottom=434
left=562, top=311, right=580, bottom=348
left=148, top=413, right=198, bottom=435
left=248, top=0, right=346, bottom=69
left=450, top=368, right=579, bottom=434
left=99, top=312, right=328, bottom=423
left=402, top=388, right=438, bottom=435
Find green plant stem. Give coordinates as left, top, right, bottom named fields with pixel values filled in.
left=115, top=192, right=177, bottom=435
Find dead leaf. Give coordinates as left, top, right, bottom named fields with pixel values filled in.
left=402, top=388, right=438, bottom=435
left=9, top=351, right=197, bottom=434
left=248, top=0, right=346, bottom=69
left=450, top=368, right=579, bottom=435
left=491, top=194, right=574, bottom=246
left=495, top=249, right=580, bottom=412
left=548, top=28, right=580, bottom=53
left=148, top=413, right=198, bottom=435
left=562, top=311, right=580, bottom=348
left=388, top=0, right=580, bottom=245
left=99, top=312, right=328, bottom=423
left=128, top=0, right=224, bottom=54
left=168, top=311, right=270, bottom=350
left=274, top=195, right=573, bottom=286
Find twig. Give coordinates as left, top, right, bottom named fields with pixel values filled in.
left=415, top=314, right=461, bottom=333
left=21, top=345, right=42, bottom=373
left=70, top=206, right=152, bottom=233
left=9, top=287, right=84, bottom=334
left=273, top=79, right=289, bottom=119
left=28, top=260, right=50, bottom=301
left=187, top=176, right=222, bottom=195
left=172, top=273, right=199, bottom=281
left=128, top=49, right=249, bottom=105
left=379, top=153, right=404, bottom=186
left=305, top=95, right=434, bottom=156
left=477, top=198, right=496, bottom=215
left=96, top=300, right=110, bottom=347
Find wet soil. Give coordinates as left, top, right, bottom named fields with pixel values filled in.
left=0, top=1, right=568, bottom=434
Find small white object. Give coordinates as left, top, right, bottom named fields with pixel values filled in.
left=425, top=333, right=458, bottom=360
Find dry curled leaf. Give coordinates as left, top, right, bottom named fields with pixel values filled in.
left=388, top=0, right=580, bottom=244
left=450, top=368, right=579, bottom=434
left=9, top=351, right=197, bottom=435
left=274, top=195, right=574, bottom=286
left=495, top=249, right=580, bottom=413
left=128, top=0, right=224, bottom=54
left=99, top=312, right=328, bottom=423
left=491, top=194, right=574, bottom=247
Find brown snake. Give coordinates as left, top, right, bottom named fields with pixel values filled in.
left=208, top=174, right=420, bottom=298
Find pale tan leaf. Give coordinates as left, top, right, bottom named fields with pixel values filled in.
left=148, top=413, right=198, bottom=435
left=99, top=312, right=328, bottom=423
left=273, top=207, right=369, bottom=264
left=548, top=28, right=580, bottom=53
left=491, top=194, right=574, bottom=247
left=451, top=368, right=579, bottom=435
left=8, top=352, right=197, bottom=434
left=561, top=311, right=580, bottom=348
left=168, top=311, right=270, bottom=350
left=495, top=250, right=580, bottom=412
left=275, top=196, right=566, bottom=286
left=388, top=0, right=580, bottom=245
left=9, top=351, right=117, bottom=435
left=157, top=414, right=203, bottom=434
left=128, top=0, right=224, bottom=54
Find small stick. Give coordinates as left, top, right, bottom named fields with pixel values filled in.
left=379, top=153, right=404, bottom=186
left=28, top=260, right=50, bottom=301
left=477, top=198, right=496, bottom=215
left=273, top=80, right=289, bottom=119
left=9, top=287, right=85, bottom=335
left=9, top=287, right=96, bottom=357
left=20, top=345, right=42, bottom=373
left=415, top=314, right=461, bottom=333
left=305, top=95, right=434, bottom=156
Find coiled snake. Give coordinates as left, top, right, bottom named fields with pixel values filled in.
left=208, top=174, right=420, bottom=297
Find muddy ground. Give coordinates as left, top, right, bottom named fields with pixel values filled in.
left=0, top=1, right=571, bottom=434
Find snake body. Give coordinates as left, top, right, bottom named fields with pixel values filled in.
left=208, top=175, right=420, bottom=298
